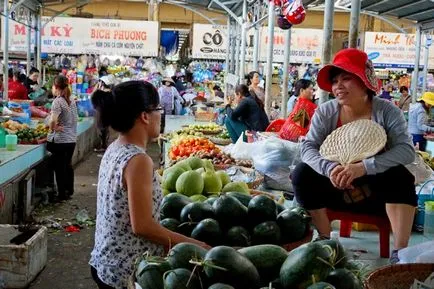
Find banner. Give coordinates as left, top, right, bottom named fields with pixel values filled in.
left=2, top=17, right=159, bottom=56
left=192, top=24, right=323, bottom=64
left=260, top=28, right=323, bottom=63
left=364, top=32, right=434, bottom=69
left=191, top=24, right=227, bottom=60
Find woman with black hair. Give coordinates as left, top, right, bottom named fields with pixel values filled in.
left=287, top=79, right=314, bottom=115
left=225, top=84, right=269, bottom=143
left=247, top=71, right=265, bottom=103
left=89, top=81, right=209, bottom=289
left=47, top=75, right=78, bottom=201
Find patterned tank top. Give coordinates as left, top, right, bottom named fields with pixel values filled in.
left=89, top=140, right=164, bottom=289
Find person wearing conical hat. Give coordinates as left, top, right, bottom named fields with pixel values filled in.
left=291, top=48, right=417, bottom=264
left=408, top=91, right=434, bottom=151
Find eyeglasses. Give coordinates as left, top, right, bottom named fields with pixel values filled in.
left=147, top=106, right=164, bottom=113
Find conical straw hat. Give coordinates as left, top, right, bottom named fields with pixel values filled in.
left=319, top=119, right=387, bottom=165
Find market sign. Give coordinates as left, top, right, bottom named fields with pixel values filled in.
left=192, top=24, right=323, bottom=64
left=259, top=28, right=323, bottom=64
left=364, top=32, right=434, bottom=69
left=191, top=24, right=227, bottom=60
left=1, top=17, right=159, bottom=56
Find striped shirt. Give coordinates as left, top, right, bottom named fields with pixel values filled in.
left=47, top=96, right=78, bottom=143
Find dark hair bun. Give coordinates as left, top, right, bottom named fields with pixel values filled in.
left=91, top=90, right=115, bottom=128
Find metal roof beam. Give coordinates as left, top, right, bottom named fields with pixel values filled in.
left=378, top=0, right=426, bottom=15
left=211, top=0, right=242, bottom=23
left=165, top=1, right=219, bottom=25
left=421, top=21, right=434, bottom=31
left=399, top=7, right=434, bottom=19
left=419, top=15, right=434, bottom=24
left=362, top=0, right=388, bottom=10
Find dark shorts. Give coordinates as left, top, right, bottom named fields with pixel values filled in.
left=292, top=163, right=417, bottom=214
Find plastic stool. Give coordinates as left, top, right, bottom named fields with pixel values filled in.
left=326, top=209, right=391, bottom=258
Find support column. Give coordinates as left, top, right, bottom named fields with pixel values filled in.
left=264, top=0, right=275, bottom=116
left=411, top=25, right=422, bottom=102
left=349, top=0, right=361, bottom=48
left=253, top=27, right=260, bottom=71
left=422, top=38, right=430, bottom=94
left=252, top=1, right=260, bottom=72
left=3, top=0, right=9, bottom=101
left=225, top=17, right=231, bottom=95
left=234, top=24, right=241, bottom=80
left=239, top=0, right=248, bottom=83
left=281, top=29, right=292, bottom=118
left=230, top=21, right=236, bottom=74
left=317, top=0, right=335, bottom=104
left=26, top=13, right=32, bottom=75
left=36, top=8, right=42, bottom=81
left=148, top=0, right=154, bottom=21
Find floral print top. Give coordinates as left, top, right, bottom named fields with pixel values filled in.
left=89, top=140, right=164, bottom=289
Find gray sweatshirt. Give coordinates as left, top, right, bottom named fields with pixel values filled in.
left=302, top=96, right=415, bottom=177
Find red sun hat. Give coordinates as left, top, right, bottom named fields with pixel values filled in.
left=317, top=48, right=381, bottom=94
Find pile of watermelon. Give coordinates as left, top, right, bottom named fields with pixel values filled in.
left=160, top=192, right=311, bottom=247
left=134, top=240, right=365, bottom=289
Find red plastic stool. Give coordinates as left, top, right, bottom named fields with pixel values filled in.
left=326, top=209, right=391, bottom=258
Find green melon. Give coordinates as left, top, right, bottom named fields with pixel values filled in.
left=162, top=166, right=185, bottom=192
left=190, top=194, right=207, bottom=202
left=176, top=171, right=204, bottom=197
left=174, top=160, right=192, bottom=171
left=216, top=171, right=231, bottom=187
left=187, top=156, right=204, bottom=170
left=222, top=182, right=250, bottom=194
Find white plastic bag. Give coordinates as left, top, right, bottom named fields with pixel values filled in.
left=398, top=241, right=434, bottom=264
left=252, top=138, right=302, bottom=192
left=230, top=132, right=258, bottom=160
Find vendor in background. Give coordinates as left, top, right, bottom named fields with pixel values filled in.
left=408, top=91, right=434, bottom=151
left=158, top=77, right=185, bottom=115
left=93, top=75, right=116, bottom=153
left=247, top=71, right=265, bottom=103
left=398, top=86, right=411, bottom=112
left=25, top=67, right=40, bottom=94
left=292, top=48, right=417, bottom=264
left=90, top=81, right=209, bottom=289
left=47, top=75, right=78, bottom=202
left=380, top=83, right=393, bottom=101
left=8, top=70, right=28, bottom=100
left=225, top=84, right=269, bottom=143
left=287, top=79, right=315, bottom=115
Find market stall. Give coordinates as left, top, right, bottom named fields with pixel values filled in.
left=0, top=117, right=97, bottom=224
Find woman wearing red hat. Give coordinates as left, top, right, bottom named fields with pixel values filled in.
left=291, top=48, right=417, bottom=264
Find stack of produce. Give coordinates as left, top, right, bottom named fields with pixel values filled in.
left=169, top=137, right=220, bottom=160
left=186, top=123, right=223, bottom=134
left=417, top=150, right=434, bottom=170
left=133, top=240, right=365, bottom=289
left=164, top=128, right=204, bottom=140
left=160, top=192, right=311, bottom=248
left=161, top=157, right=246, bottom=199
left=171, top=151, right=253, bottom=168
left=16, top=125, right=49, bottom=144
left=1, top=120, right=29, bottom=133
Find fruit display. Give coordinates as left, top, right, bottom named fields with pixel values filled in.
left=161, top=157, right=250, bottom=197
left=169, top=137, right=220, bottom=160
left=160, top=186, right=312, bottom=247
left=17, top=125, right=49, bottom=144
left=133, top=239, right=365, bottom=289
left=172, top=150, right=253, bottom=168
left=163, top=128, right=204, bottom=140
left=1, top=120, right=29, bottom=133
left=417, top=150, right=434, bottom=170
left=186, top=123, right=223, bottom=134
